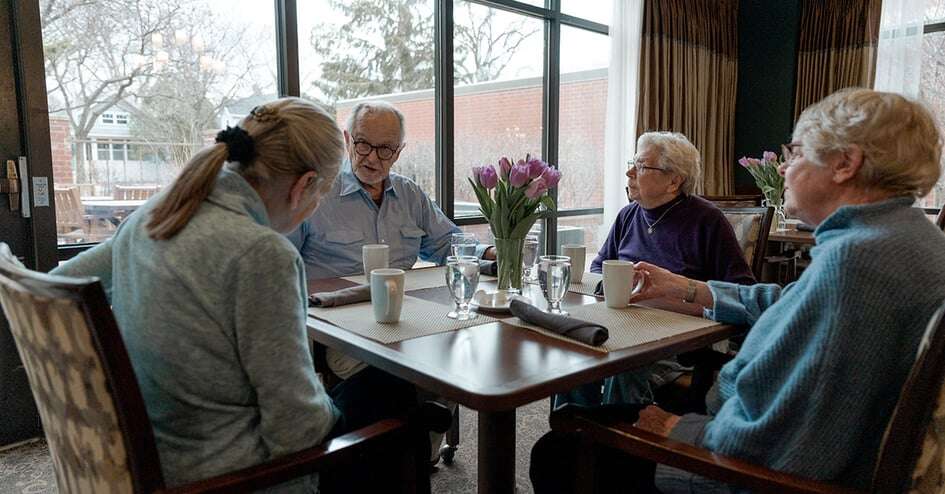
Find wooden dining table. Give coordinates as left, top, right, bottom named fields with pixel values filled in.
left=306, top=270, right=736, bottom=494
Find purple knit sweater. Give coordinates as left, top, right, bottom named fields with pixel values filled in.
left=591, top=195, right=755, bottom=284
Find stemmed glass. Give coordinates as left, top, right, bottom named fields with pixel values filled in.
left=451, top=232, right=478, bottom=257
left=521, top=234, right=540, bottom=285
left=445, top=255, right=480, bottom=320
left=538, top=255, right=571, bottom=315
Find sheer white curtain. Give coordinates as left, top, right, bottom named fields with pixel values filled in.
left=874, top=0, right=927, bottom=97
left=601, top=0, right=644, bottom=241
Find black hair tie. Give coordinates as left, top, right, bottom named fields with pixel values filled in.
left=215, top=126, right=256, bottom=164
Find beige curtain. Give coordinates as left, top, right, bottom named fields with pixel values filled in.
left=794, top=0, right=882, bottom=120
left=636, top=0, right=739, bottom=195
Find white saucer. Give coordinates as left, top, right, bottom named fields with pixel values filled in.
left=470, top=290, right=529, bottom=313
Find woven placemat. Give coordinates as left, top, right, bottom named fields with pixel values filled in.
left=308, top=295, right=496, bottom=344
left=568, top=272, right=603, bottom=297
left=504, top=301, right=717, bottom=353
left=343, top=266, right=450, bottom=291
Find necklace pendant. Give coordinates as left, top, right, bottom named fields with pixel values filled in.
left=647, top=227, right=654, bottom=234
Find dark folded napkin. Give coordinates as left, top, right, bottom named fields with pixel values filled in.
left=309, top=285, right=371, bottom=307
left=479, top=260, right=498, bottom=276
left=509, top=299, right=608, bottom=346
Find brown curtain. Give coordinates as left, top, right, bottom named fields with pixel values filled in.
left=636, top=0, right=739, bottom=195
left=794, top=0, right=882, bottom=120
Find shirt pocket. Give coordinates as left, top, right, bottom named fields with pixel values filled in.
left=398, top=225, right=426, bottom=258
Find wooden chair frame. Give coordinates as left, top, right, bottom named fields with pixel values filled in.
left=0, top=244, right=425, bottom=493
left=553, top=302, right=945, bottom=493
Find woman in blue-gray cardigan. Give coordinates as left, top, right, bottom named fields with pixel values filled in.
left=531, top=88, right=945, bottom=493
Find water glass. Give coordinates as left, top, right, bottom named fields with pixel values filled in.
left=445, top=255, right=480, bottom=320
left=538, top=255, right=571, bottom=315
left=451, top=232, right=478, bottom=257
left=521, top=234, right=540, bottom=284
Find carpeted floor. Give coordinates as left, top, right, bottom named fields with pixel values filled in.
left=0, top=400, right=550, bottom=493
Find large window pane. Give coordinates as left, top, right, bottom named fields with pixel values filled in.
left=562, top=1, right=612, bottom=26
left=42, top=0, right=277, bottom=244
left=928, top=0, right=945, bottom=23
left=453, top=1, right=544, bottom=218
left=920, top=31, right=945, bottom=208
left=558, top=26, right=609, bottom=212
left=298, top=1, right=437, bottom=201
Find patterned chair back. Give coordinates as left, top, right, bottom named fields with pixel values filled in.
left=0, top=244, right=163, bottom=493
left=936, top=208, right=945, bottom=232
left=719, top=207, right=773, bottom=280
left=873, top=302, right=945, bottom=493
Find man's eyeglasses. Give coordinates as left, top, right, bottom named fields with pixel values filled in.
left=353, top=140, right=399, bottom=160
left=781, top=143, right=803, bottom=164
left=626, top=159, right=666, bottom=173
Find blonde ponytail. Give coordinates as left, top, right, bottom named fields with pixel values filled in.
left=146, top=97, right=344, bottom=241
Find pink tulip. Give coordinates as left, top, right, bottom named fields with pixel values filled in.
left=525, top=177, right=548, bottom=199
left=763, top=151, right=777, bottom=162
left=480, top=164, right=498, bottom=189
left=509, top=163, right=530, bottom=188
left=498, top=157, right=512, bottom=180
left=749, top=158, right=763, bottom=167
left=540, top=167, right=561, bottom=188
left=738, top=157, right=750, bottom=168
left=527, top=159, right=547, bottom=179
left=471, top=165, right=483, bottom=185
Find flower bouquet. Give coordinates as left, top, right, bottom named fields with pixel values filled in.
left=739, top=151, right=787, bottom=230
left=469, top=156, right=560, bottom=292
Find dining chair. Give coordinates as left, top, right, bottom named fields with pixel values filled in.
left=719, top=206, right=774, bottom=281
left=552, top=300, right=945, bottom=493
left=936, top=207, right=945, bottom=232
left=112, top=184, right=161, bottom=200
left=0, top=243, right=426, bottom=494
left=54, top=187, right=114, bottom=243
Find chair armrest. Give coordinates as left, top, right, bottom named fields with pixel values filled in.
left=551, top=411, right=861, bottom=494
left=160, top=418, right=408, bottom=494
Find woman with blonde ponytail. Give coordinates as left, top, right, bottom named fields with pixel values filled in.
left=52, top=98, right=432, bottom=491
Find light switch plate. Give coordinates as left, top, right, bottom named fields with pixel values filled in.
left=32, top=177, right=49, bottom=207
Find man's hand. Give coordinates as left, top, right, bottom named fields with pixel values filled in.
left=483, top=246, right=497, bottom=260
left=635, top=405, right=680, bottom=437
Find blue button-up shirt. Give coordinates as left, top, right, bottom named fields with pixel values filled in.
left=287, top=164, right=485, bottom=279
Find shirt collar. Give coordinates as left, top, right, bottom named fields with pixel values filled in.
left=338, top=160, right=398, bottom=198
left=815, top=195, right=915, bottom=236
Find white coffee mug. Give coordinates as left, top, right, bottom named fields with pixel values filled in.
left=602, top=260, right=645, bottom=309
left=371, top=268, right=405, bottom=323
left=362, top=244, right=390, bottom=278
left=562, top=244, right=586, bottom=283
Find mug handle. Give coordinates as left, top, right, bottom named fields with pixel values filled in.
left=630, top=269, right=646, bottom=296
left=384, top=279, right=397, bottom=317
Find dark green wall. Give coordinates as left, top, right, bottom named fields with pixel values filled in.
left=733, top=0, right=801, bottom=193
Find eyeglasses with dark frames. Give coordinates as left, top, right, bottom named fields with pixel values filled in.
left=626, top=159, right=666, bottom=173
left=353, top=140, right=399, bottom=160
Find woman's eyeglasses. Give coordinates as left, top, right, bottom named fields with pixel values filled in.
left=626, top=159, right=666, bottom=173
left=781, top=143, right=803, bottom=164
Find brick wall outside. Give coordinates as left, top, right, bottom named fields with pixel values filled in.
left=48, top=116, right=74, bottom=186
left=337, top=72, right=609, bottom=211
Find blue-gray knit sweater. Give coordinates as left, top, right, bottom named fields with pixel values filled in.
left=703, top=197, right=945, bottom=488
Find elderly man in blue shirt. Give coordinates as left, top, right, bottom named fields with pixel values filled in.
left=287, top=101, right=494, bottom=279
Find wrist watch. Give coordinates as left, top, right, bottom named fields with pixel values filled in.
left=683, top=279, right=697, bottom=303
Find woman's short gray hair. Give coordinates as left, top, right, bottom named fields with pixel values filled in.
left=345, top=101, right=406, bottom=143
left=637, top=131, right=702, bottom=195
left=793, top=88, right=942, bottom=198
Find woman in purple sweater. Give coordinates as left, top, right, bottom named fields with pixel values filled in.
left=553, top=132, right=754, bottom=409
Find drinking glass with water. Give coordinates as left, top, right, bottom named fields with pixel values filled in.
left=538, top=255, right=571, bottom=315
left=521, top=234, right=540, bottom=284
left=451, top=233, right=478, bottom=257
left=445, top=255, right=480, bottom=320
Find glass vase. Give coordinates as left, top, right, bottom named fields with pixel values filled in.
left=494, top=237, right=525, bottom=293
left=762, top=198, right=788, bottom=231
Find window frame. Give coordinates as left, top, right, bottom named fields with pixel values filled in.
left=49, top=0, right=609, bottom=259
